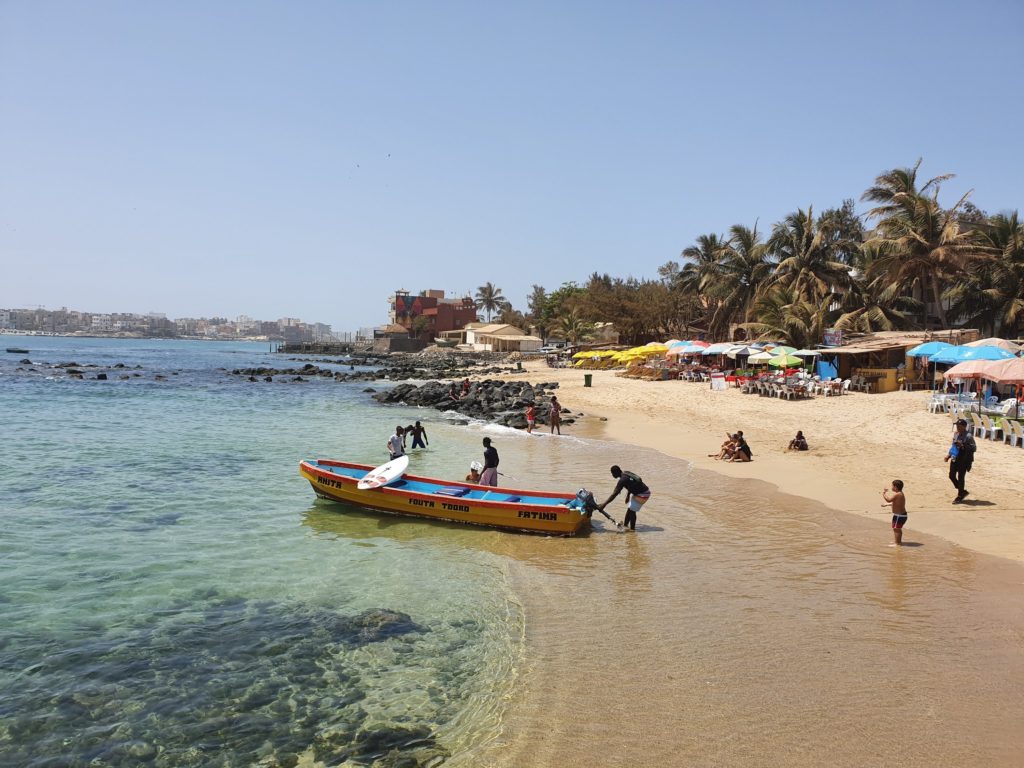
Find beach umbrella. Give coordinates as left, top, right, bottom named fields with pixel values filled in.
left=701, top=342, right=736, bottom=355
left=906, top=340, right=954, bottom=358
left=571, top=350, right=592, bottom=359
left=725, top=345, right=759, bottom=359
left=748, top=350, right=774, bottom=364
left=943, top=359, right=1000, bottom=380
left=768, top=353, right=803, bottom=368
left=958, top=345, right=1016, bottom=361
left=770, top=345, right=797, bottom=355
left=929, top=346, right=975, bottom=365
left=963, top=337, right=1023, bottom=353
left=791, top=349, right=821, bottom=357
left=983, top=357, right=1024, bottom=384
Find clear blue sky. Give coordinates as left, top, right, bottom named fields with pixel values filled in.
left=2, top=1, right=1021, bottom=331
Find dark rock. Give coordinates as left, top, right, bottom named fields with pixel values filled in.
left=96, top=373, right=108, bottom=380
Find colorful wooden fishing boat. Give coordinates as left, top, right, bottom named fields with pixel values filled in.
left=299, top=459, right=590, bottom=536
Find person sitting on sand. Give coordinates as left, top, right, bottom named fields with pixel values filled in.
left=788, top=430, right=808, bottom=451
left=709, top=433, right=738, bottom=460
left=729, top=431, right=752, bottom=462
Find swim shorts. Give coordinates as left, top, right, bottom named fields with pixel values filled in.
left=892, top=515, right=907, bottom=529
left=628, top=494, right=650, bottom=513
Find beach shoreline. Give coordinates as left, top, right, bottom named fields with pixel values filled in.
left=506, top=359, right=1024, bottom=564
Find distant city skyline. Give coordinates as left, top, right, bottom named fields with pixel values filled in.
left=2, top=2, right=1022, bottom=329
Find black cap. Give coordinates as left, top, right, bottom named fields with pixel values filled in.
left=955, top=418, right=967, bottom=426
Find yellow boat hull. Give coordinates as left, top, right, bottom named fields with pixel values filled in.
left=299, top=459, right=590, bottom=536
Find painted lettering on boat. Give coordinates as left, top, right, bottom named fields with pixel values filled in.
left=316, top=475, right=343, bottom=489
left=517, top=511, right=557, bottom=521
left=441, top=502, right=470, bottom=512
left=408, top=498, right=435, bottom=508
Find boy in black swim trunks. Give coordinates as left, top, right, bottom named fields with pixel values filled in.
left=881, top=479, right=907, bottom=546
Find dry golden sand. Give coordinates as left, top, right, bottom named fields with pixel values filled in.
left=514, top=360, right=1024, bottom=563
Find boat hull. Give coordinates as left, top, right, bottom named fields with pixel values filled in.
left=299, top=459, right=589, bottom=536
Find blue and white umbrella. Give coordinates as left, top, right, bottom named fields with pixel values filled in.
left=906, top=340, right=954, bottom=358
left=930, top=345, right=1015, bottom=365
left=701, top=342, right=736, bottom=355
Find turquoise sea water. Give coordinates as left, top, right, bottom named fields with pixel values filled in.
left=0, top=337, right=543, bottom=766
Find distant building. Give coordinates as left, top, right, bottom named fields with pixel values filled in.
left=463, top=323, right=542, bottom=353
left=388, top=289, right=478, bottom=342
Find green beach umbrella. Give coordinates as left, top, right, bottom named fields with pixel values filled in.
left=768, top=353, right=803, bottom=367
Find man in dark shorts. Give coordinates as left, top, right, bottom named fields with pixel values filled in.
left=597, top=465, right=651, bottom=531
left=407, top=420, right=429, bottom=450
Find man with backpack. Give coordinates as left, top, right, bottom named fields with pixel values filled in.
left=945, top=418, right=977, bottom=504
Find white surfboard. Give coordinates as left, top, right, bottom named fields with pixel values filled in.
left=357, top=454, right=409, bottom=490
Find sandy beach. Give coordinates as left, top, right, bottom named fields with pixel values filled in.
left=515, top=359, right=1024, bottom=564
left=469, top=360, right=1024, bottom=768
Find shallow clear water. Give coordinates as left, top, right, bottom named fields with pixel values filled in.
left=0, top=337, right=535, bottom=766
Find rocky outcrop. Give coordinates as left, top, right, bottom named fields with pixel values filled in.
left=371, top=379, right=570, bottom=430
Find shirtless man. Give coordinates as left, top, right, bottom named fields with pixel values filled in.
left=881, top=479, right=907, bottom=546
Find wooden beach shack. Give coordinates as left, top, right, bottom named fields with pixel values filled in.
left=824, top=330, right=979, bottom=393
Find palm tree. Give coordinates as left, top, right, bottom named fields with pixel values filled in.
left=834, top=244, right=921, bottom=333
left=741, top=285, right=834, bottom=349
left=557, top=309, right=594, bottom=344
left=678, top=233, right=728, bottom=294
left=768, top=207, right=852, bottom=303
left=946, top=211, right=1024, bottom=336
left=706, top=224, right=773, bottom=340
left=862, top=161, right=984, bottom=328
left=474, top=282, right=507, bottom=322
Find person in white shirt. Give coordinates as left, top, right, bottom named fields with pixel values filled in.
left=387, top=426, right=405, bottom=460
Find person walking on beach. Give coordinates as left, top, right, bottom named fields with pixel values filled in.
left=945, top=418, right=977, bottom=504
left=597, top=465, right=651, bottom=531
left=387, top=426, right=405, bottom=460
left=407, top=420, right=429, bottom=450
left=881, top=479, right=908, bottom=546
left=549, top=396, right=562, bottom=435
left=526, top=404, right=536, bottom=434
left=480, top=437, right=499, bottom=486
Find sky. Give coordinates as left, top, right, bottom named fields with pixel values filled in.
left=2, top=0, right=1022, bottom=332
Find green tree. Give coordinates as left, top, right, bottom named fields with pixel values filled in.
left=862, top=160, right=983, bottom=328
left=945, top=211, right=1024, bottom=336
left=768, top=206, right=852, bottom=303
left=474, top=282, right=507, bottom=322
left=742, top=285, right=835, bottom=349
left=707, top=224, right=773, bottom=340
left=557, top=308, right=595, bottom=344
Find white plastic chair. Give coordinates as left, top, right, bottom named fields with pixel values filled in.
left=969, top=412, right=987, bottom=439
left=1004, top=420, right=1024, bottom=448
left=980, top=414, right=1002, bottom=441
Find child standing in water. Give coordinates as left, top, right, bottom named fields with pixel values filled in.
left=881, top=479, right=907, bottom=546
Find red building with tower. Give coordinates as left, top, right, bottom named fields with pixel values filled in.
left=388, top=290, right=478, bottom=341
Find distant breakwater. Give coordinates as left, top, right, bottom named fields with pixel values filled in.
left=371, top=379, right=569, bottom=430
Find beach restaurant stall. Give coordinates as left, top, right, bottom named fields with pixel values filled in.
left=824, top=331, right=977, bottom=393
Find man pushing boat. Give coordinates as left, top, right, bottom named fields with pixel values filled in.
left=597, top=465, right=651, bottom=531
